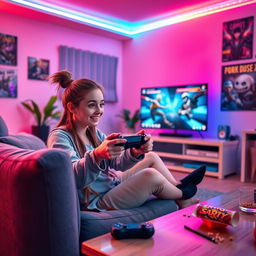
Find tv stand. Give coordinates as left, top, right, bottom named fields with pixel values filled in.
left=159, top=132, right=192, bottom=138
left=152, top=136, right=239, bottom=179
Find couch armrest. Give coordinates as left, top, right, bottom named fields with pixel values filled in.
left=0, top=143, right=80, bottom=256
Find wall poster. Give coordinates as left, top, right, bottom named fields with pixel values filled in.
left=28, top=57, right=50, bottom=81
left=222, top=16, right=254, bottom=62
left=0, top=33, right=17, bottom=66
left=0, top=68, right=17, bottom=98
left=221, top=62, right=256, bottom=111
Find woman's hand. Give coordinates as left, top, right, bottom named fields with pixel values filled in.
left=131, top=130, right=153, bottom=158
left=93, top=133, right=127, bottom=164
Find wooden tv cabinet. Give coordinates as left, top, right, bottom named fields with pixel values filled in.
left=152, top=136, right=239, bottom=179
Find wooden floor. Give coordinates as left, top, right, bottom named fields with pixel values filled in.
left=172, top=171, right=256, bottom=193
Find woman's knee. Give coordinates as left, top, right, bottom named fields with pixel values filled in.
left=145, top=151, right=160, bottom=163
left=140, top=168, right=164, bottom=184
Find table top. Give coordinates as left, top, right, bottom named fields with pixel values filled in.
left=82, top=191, right=256, bottom=256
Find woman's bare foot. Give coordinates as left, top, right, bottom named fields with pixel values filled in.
left=176, top=198, right=200, bottom=209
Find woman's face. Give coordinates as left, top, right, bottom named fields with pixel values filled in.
left=71, top=88, right=104, bottom=128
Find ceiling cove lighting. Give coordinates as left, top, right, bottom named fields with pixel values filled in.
left=6, top=0, right=256, bottom=36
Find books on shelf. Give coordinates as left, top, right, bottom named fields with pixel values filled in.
left=185, top=149, right=219, bottom=158
left=182, top=163, right=218, bottom=172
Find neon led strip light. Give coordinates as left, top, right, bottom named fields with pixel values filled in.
left=6, top=0, right=256, bottom=36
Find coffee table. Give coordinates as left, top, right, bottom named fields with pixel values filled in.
left=82, top=191, right=256, bottom=256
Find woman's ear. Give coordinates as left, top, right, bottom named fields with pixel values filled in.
left=67, top=102, right=75, bottom=114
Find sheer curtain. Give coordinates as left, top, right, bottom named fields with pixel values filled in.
left=59, top=46, right=118, bottom=102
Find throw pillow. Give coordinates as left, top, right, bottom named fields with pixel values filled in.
left=0, top=116, right=8, bottom=137
left=0, top=133, right=46, bottom=150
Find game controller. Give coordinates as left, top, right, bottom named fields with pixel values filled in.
left=111, top=222, right=155, bottom=240
left=114, top=134, right=147, bottom=149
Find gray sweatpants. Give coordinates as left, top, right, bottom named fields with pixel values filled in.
left=97, top=167, right=177, bottom=210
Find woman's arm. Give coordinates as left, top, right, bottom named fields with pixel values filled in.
left=94, top=130, right=144, bottom=171
left=108, top=148, right=144, bottom=171
left=108, top=131, right=153, bottom=171
left=47, top=129, right=105, bottom=189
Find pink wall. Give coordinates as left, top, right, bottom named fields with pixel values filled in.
left=123, top=4, right=256, bottom=138
left=0, top=11, right=123, bottom=135
left=1, top=4, right=256, bottom=139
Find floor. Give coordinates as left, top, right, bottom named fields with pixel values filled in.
left=172, top=171, right=256, bottom=193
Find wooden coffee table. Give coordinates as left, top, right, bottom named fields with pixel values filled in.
left=82, top=191, right=256, bottom=256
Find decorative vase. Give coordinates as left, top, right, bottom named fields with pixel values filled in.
left=32, top=125, right=50, bottom=143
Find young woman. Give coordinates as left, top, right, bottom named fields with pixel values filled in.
left=47, top=70, right=205, bottom=211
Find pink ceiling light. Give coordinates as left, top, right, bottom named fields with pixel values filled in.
left=5, top=0, right=256, bottom=36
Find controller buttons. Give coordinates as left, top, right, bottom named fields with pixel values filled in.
left=141, top=223, right=146, bottom=228
left=114, top=223, right=123, bottom=228
left=142, top=222, right=151, bottom=228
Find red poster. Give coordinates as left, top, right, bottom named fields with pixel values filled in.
left=222, top=16, right=253, bottom=62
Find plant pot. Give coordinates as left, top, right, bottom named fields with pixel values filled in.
left=32, top=125, right=50, bottom=143
left=125, top=127, right=136, bottom=135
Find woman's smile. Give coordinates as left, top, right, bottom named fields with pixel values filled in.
left=90, top=115, right=101, bottom=122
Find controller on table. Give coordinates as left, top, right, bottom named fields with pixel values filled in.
left=114, top=134, right=147, bottom=149
left=111, top=222, right=155, bottom=239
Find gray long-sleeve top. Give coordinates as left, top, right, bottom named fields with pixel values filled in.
left=47, top=128, right=143, bottom=210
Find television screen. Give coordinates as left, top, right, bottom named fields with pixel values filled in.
left=140, top=84, right=208, bottom=132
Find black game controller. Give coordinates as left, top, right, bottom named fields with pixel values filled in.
left=111, top=222, right=155, bottom=240
left=114, top=134, right=147, bottom=149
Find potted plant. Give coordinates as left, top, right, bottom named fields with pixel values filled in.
left=21, top=96, right=61, bottom=142
left=116, top=109, right=140, bottom=133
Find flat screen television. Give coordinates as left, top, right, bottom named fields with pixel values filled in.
left=140, top=84, right=208, bottom=136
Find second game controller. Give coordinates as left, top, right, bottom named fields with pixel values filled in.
left=111, top=222, right=155, bottom=239
left=114, top=134, right=147, bottom=149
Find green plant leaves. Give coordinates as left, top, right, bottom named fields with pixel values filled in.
left=116, top=109, right=140, bottom=129
left=20, top=101, right=34, bottom=113
left=21, top=99, right=42, bottom=126
left=31, top=100, right=42, bottom=126
left=131, top=110, right=140, bottom=124
left=42, top=96, right=60, bottom=124
left=21, top=96, right=61, bottom=126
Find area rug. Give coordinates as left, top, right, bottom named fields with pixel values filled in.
left=195, top=188, right=223, bottom=202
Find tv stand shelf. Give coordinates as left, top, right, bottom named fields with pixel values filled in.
left=152, top=136, right=239, bottom=179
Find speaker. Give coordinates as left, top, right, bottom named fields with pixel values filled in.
left=217, top=125, right=230, bottom=140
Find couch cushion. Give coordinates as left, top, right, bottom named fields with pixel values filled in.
left=0, top=143, right=79, bottom=256
left=0, top=132, right=45, bottom=150
left=0, top=116, right=8, bottom=136
left=80, top=197, right=177, bottom=241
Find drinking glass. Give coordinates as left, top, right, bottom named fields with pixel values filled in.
left=239, top=186, right=256, bottom=213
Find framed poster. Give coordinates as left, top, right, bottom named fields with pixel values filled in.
left=0, top=69, right=17, bottom=98
left=0, top=33, right=17, bottom=66
left=28, top=57, right=50, bottom=81
left=221, top=62, right=256, bottom=111
left=222, top=16, right=254, bottom=62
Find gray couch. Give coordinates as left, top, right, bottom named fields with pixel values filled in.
left=0, top=116, right=177, bottom=256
